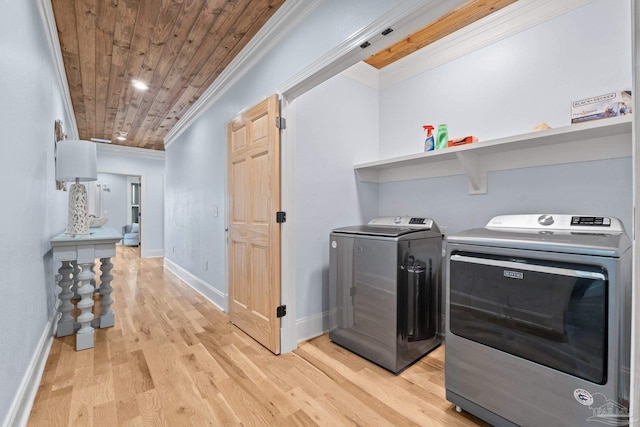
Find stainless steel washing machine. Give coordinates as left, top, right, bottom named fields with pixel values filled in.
left=329, top=216, right=442, bottom=373
left=445, top=214, right=631, bottom=427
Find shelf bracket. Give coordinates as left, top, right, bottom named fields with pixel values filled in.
left=455, top=151, right=487, bottom=194
left=355, top=168, right=380, bottom=183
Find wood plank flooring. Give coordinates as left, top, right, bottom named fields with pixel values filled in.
left=28, top=246, right=488, bottom=426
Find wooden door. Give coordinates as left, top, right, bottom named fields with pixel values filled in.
left=227, top=95, right=281, bottom=354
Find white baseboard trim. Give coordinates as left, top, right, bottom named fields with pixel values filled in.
left=296, top=311, right=330, bottom=343
left=163, top=258, right=227, bottom=312
left=141, top=248, right=164, bottom=259
left=3, top=311, right=57, bottom=427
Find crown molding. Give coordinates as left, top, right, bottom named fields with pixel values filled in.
left=379, top=0, right=596, bottom=89
left=96, top=143, right=165, bottom=161
left=164, top=0, right=324, bottom=148
left=341, top=62, right=380, bottom=90
left=37, top=0, right=79, bottom=139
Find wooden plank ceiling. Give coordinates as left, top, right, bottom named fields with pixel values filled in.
left=52, top=0, right=285, bottom=151
left=53, top=0, right=514, bottom=152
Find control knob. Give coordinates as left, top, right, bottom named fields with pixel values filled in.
left=538, top=214, right=554, bottom=226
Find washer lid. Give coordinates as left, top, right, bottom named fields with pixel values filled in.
left=332, top=216, right=440, bottom=238
left=332, top=225, right=426, bottom=237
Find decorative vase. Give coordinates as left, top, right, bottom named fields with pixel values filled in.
left=68, top=182, right=89, bottom=235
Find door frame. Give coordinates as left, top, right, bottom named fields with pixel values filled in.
left=126, top=175, right=141, bottom=225
left=278, top=96, right=297, bottom=353
left=99, top=168, right=147, bottom=256
left=630, top=0, right=639, bottom=420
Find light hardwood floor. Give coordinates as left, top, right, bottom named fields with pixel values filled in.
left=28, top=246, right=488, bottom=426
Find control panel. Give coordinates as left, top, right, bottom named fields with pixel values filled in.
left=409, top=217, right=428, bottom=225
left=570, top=216, right=611, bottom=226
left=486, top=214, right=623, bottom=233
left=368, top=216, right=434, bottom=229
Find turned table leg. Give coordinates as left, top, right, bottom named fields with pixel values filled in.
left=71, top=261, right=80, bottom=299
left=75, top=262, right=95, bottom=351
left=56, top=261, right=75, bottom=337
left=98, top=257, right=115, bottom=328
left=91, top=262, right=99, bottom=293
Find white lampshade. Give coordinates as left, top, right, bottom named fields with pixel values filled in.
left=56, top=140, right=97, bottom=182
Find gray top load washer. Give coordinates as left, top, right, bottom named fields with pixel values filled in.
left=329, top=216, right=443, bottom=373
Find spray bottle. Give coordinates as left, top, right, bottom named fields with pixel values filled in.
left=423, top=125, right=435, bottom=152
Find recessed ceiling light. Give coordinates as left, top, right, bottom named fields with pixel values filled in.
left=132, top=79, right=148, bottom=91
left=116, top=131, right=128, bottom=141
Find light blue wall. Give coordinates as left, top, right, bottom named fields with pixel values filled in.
left=97, top=152, right=165, bottom=257
left=295, top=74, right=379, bottom=318
left=377, top=0, right=633, bottom=233
left=0, top=1, right=73, bottom=424
left=97, top=173, right=129, bottom=240
left=379, top=158, right=632, bottom=235
left=379, top=0, right=633, bottom=158
left=165, top=0, right=403, bottom=299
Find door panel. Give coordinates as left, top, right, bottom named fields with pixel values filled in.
left=251, top=243, right=270, bottom=317
left=231, top=240, right=249, bottom=307
left=228, top=94, right=281, bottom=354
left=251, top=151, right=270, bottom=224
left=231, top=159, right=247, bottom=223
left=231, top=126, right=247, bottom=151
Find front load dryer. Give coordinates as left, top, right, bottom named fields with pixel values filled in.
left=445, top=214, right=631, bottom=427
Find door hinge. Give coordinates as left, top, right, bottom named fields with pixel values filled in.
left=276, top=211, right=286, bottom=223
left=276, top=116, right=286, bottom=129
left=276, top=305, right=287, bottom=318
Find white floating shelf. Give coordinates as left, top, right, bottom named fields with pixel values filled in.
left=355, top=115, right=633, bottom=194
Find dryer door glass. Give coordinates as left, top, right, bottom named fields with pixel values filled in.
left=449, top=251, right=608, bottom=384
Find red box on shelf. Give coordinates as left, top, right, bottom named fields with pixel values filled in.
left=448, top=136, right=478, bottom=147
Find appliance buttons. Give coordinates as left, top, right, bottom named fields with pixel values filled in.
left=394, top=216, right=402, bottom=224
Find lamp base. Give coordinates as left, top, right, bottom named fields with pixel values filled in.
left=67, top=182, right=89, bottom=235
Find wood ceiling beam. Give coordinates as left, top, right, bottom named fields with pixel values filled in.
left=364, top=0, right=517, bottom=70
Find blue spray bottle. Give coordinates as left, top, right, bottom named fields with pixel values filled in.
left=423, top=125, right=435, bottom=151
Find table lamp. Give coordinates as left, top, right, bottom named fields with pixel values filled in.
left=55, top=140, right=98, bottom=236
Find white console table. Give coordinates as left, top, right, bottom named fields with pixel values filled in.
left=51, top=227, right=122, bottom=351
